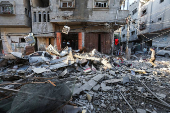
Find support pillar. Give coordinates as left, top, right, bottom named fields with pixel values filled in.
left=111, top=31, right=114, bottom=55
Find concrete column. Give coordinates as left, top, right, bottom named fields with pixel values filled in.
left=111, top=31, right=114, bottom=55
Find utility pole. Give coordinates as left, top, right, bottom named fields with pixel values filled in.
left=126, top=15, right=131, bottom=60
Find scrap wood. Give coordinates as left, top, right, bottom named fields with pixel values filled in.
left=74, top=54, right=101, bottom=61
left=0, top=81, right=54, bottom=86
left=120, top=91, right=136, bottom=113
left=128, top=69, right=146, bottom=74
left=0, top=87, right=19, bottom=92
left=48, top=80, right=56, bottom=87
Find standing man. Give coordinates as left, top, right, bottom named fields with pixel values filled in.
left=149, top=48, right=156, bottom=67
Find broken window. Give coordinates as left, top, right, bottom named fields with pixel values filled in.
left=131, top=31, right=135, bottom=35
left=34, top=12, right=36, bottom=22
left=47, top=11, right=50, bottom=22
left=28, top=10, right=31, bottom=18
left=139, top=22, right=146, bottom=30
left=132, top=8, right=137, bottom=15
left=38, top=11, right=41, bottom=22
left=19, top=38, right=26, bottom=43
left=43, top=11, right=46, bottom=22
left=95, top=1, right=108, bottom=8
left=32, top=0, right=49, bottom=7
left=160, top=0, right=164, bottom=3
left=0, top=1, right=13, bottom=14
left=158, top=17, right=162, bottom=21
left=61, top=1, right=74, bottom=8
left=25, top=8, right=27, bottom=15
left=141, top=9, right=147, bottom=16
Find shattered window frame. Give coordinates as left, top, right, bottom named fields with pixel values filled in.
left=158, top=17, right=162, bottom=22
left=160, top=0, right=164, bottom=3
left=141, top=9, right=147, bottom=17
left=132, top=8, right=137, bottom=15
left=0, top=3, right=13, bottom=14
left=60, top=0, right=75, bottom=8
left=19, top=38, right=26, bottom=43
left=94, top=0, right=109, bottom=8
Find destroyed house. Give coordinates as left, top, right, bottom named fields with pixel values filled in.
left=137, top=0, right=170, bottom=49
left=0, top=0, right=31, bottom=54
left=31, top=0, right=128, bottom=54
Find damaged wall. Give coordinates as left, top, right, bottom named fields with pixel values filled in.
left=37, top=37, right=55, bottom=50
left=1, top=28, right=31, bottom=54
left=50, top=0, right=128, bottom=23
left=0, top=0, right=31, bottom=27
left=138, top=0, right=170, bottom=35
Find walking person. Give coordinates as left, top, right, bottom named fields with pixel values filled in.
left=149, top=48, right=156, bottom=67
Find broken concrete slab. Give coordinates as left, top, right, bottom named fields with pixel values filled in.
left=104, top=79, right=122, bottom=84
left=93, top=84, right=100, bottom=91
left=32, top=67, right=50, bottom=74
left=101, top=83, right=112, bottom=91
left=11, top=52, right=23, bottom=58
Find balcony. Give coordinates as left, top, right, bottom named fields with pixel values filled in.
left=59, top=0, right=75, bottom=10
left=0, top=1, right=15, bottom=16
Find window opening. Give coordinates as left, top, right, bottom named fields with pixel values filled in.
left=38, top=11, right=41, bottom=22
left=34, top=12, right=36, bottom=22
left=43, top=11, right=46, bottom=22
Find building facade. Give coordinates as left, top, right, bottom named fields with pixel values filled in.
left=0, top=0, right=31, bottom=54
left=30, top=0, right=128, bottom=54
left=120, top=0, right=142, bottom=51
left=138, top=0, right=170, bottom=49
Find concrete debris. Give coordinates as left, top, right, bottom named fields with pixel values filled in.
left=46, top=44, right=60, bottom=56
left=11, top=52, right=23, bottom=58
left=59, top=69, right=67, bottom=77
left=0, top=48, right=170, bottom=113
left=60, top=46, right=69, bottom=56
left=32, top=67, right=51, bottom=74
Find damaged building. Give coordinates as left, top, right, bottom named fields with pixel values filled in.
left=121, top=0, right=140, bottom=51
left=30, top=0, right=129, bottom=54
left=0, top=0, right=31, bottom=54
left=138, top=0, right=170, bottom=55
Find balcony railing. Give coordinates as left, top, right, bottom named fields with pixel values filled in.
left=0, top=10, right=13, bottom=14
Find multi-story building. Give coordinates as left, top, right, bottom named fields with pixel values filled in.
left=30, top=0, right=128, bottom=54
left=138, top=0, right=170, bottom=49
left=120, top=0, right=141, bottom=51
left=0, top=0, right=31, bottom=54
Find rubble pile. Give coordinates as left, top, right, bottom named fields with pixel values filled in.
left=0, top=46, right=170, bottom=113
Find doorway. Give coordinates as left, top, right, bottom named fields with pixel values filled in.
left=61, top=33, right=78, bottom=50
left=98, top=34, right=101, bottom=52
